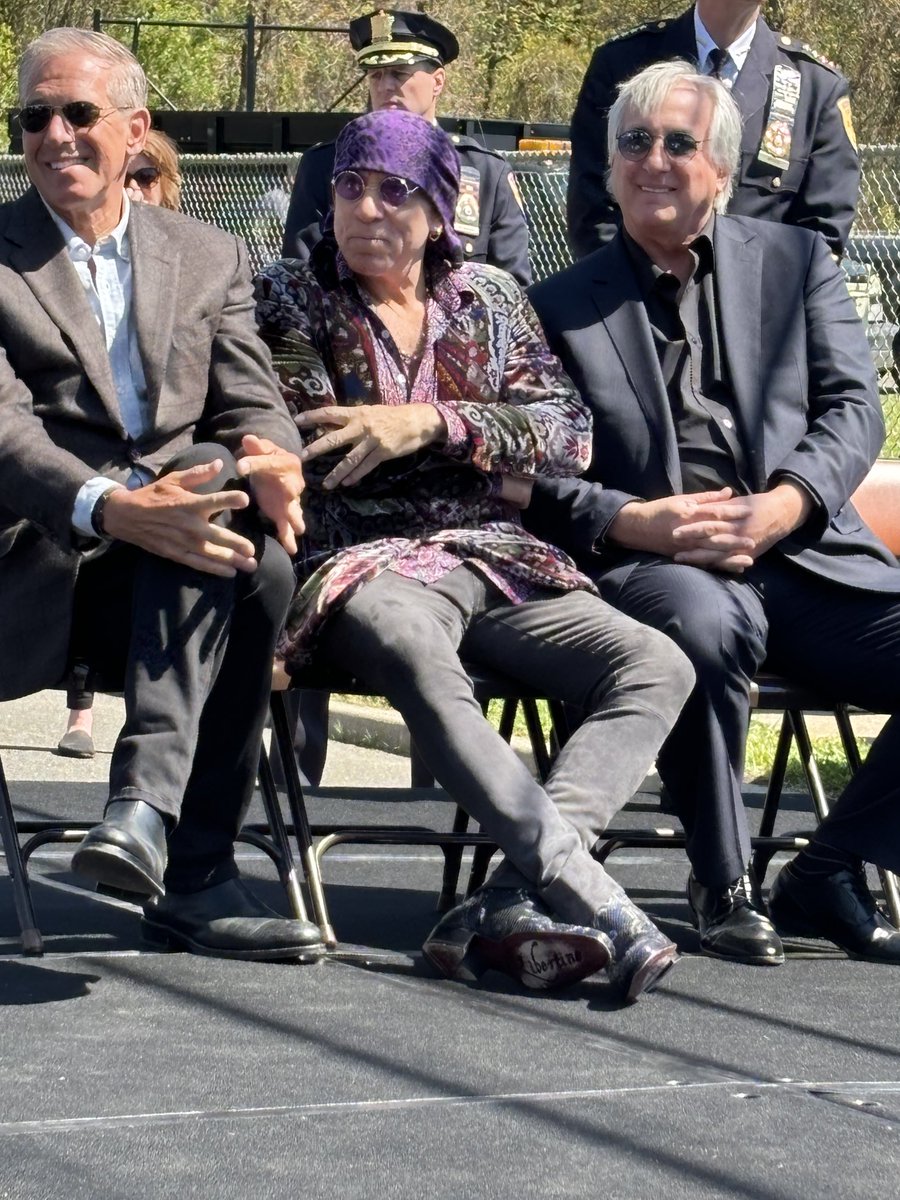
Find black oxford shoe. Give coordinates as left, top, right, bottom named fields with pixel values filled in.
left=768, top=861, right=900, bottom=963
left=141, top=877, right=326, bottom=962
left=423, top=886, right=612, bottom=990
left=72, top=799, right=167, bottom=897
left=688, top=871, right=784, bottom=965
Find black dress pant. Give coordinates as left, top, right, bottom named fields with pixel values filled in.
left=67, top=445, right=295, bottom=892
left=597, top=551, right=900, bottom=886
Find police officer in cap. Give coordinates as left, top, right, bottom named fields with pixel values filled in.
left=567, top=0, right=860, bottom=259
left=281, top=8, right=532, bottom=286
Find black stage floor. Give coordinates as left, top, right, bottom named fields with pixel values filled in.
left=2, top=774, right=899, bottom=1198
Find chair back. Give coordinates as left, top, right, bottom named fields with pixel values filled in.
left=851, top=458, right=900, bottom=555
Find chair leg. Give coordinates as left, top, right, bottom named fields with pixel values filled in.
left=0, top=754, right=43, bottom=955
left=497, top=698, right=517, bottom=742
left=878, top=867, right=900, bottom=928
left=256, top=745, right=310, bottom=923
left=437, top=806, right=470, bottom=912
left=832, top=707, right=900, bottom=925
left=269, top=693, right=336, bottom=946
left=788, top=709, right=831, bottom=821
left=751, top=712, right=794, bottom=882
left=521, top=698, right=552, bottom=781
left=466, top=842, right=496, bottom=897
left=833, top=704, right=863, bottom=772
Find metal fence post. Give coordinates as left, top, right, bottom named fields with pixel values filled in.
left=245, top=12, right=257, bottom=113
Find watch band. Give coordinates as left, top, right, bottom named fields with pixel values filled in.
left=90, top=484, right=123, bottom=538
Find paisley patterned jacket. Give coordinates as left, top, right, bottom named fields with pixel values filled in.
left=254, top=252, right=595, bottom=666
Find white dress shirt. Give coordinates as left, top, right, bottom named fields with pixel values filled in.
left=694, top=8, right=757, bottom=88
left=45, top=197, right=152, bottom=535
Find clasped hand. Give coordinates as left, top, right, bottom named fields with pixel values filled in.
left=295, top=403, right=446, bottom=489
left=611, top=484, right=811, bottom=574
left=102, top=434, right=305, bottom=576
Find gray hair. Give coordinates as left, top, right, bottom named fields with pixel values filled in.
left=19, top=28, right=148, bottom=109
left=607, top=59, right=742, bottom=212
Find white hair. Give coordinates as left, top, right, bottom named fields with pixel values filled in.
left=607, top=59, right=742, bottom=213
left=19, top=28, right=148, bottom=108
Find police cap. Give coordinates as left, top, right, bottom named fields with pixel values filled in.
left=349, top=9, right=460, bottom=69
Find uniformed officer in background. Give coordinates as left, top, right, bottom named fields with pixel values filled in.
left=281, top=7, right=532, bottom=286
left=566, top=0, right=860, bottom=260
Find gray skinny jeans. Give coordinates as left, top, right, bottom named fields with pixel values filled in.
left=315, top=565, right=694, bottom=925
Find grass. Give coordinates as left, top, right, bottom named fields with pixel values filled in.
left=337, top=694, right=868, bottom=799
left=743, top=719, right=862, bottom=798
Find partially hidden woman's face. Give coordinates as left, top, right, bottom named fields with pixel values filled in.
left=125, top=151, right=163, bottom=206
left=332, top=168, right=438, bottom=280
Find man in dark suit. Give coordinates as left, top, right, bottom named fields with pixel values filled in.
left=527, top=60, right=900, bottom=966
left=281, top=8, right=532, bottom=286
left=0, top=27, right=324, bottom=961
left=567, top=0, right=860, bottom=259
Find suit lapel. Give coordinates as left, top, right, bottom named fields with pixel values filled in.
left=591, top=239, right=682, bottom=492
left=4, top=189, right=122, bottom=427
left=714, top=218, right=766, bottom=488
left=128, top=206, right=179, bottom=412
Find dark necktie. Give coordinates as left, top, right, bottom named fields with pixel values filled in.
left=707, top=47, right=730, bottom=78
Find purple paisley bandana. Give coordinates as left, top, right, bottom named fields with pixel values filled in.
left=332, top=109, right=463, bottom=266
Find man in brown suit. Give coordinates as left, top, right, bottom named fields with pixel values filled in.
left=0, top=27, right=324, bottom=961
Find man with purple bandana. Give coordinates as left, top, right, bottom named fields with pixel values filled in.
left=257, top=110, right=695, bottom=1002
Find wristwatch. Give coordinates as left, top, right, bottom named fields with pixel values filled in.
left=90, top=484, right=124, bottom=539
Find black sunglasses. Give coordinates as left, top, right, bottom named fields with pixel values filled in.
left=127, top=166, right=161, bottom=187
left=332, top=169, right=420, bottom=208
left=616, top=128, right=708, bottom=162
left=16, top=101, right=129, bottom=134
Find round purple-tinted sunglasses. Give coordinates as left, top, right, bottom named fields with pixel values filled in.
left=332, top=169, right=420, bottom=208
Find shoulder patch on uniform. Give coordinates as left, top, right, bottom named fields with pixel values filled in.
left=507, top=173, right=525, bottom=213
left=605, top=18, right=670, bottom=45
left=774, top=31, right=843, bottom=74
left=837, top=96, right=859, bottom=151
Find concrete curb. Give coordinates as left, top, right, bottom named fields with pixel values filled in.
left=327, top=697, right=662, bottom=792
left=328, top=698, right=539, bottom=769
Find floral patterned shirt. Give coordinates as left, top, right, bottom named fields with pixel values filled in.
left=254, top=252, right=596, bottom=668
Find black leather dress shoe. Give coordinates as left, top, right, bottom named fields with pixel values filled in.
left=141, top=877, right=326, bottom=962
left=423, top=887, right=611, bottom=990
left=592, top=889, right=679, bottom=1003
left=688, top=871, right=784, bottom=965
left=768, top=861, right=900, bottom=963
left=72, top=800, right=168, bottom=897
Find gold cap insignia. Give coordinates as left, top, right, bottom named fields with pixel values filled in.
left=370, top=10, right=395, bottom=45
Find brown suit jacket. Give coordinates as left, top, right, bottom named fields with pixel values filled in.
left=0, top=187, right=301, bottom=700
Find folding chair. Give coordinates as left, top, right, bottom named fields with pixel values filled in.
left=0, top=686, right=312, bottom=956
left=261, top=665, right=559, bottom=947
left=456, top=674, right=900, bottom=929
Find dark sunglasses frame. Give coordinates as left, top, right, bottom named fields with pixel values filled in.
left=16, top=101, right=129, bottom=134
left=127, top=166, right=161, bottom=187
left=616, top=127, right=708, bottom=162
left=332, top=169, right=421, bottom=208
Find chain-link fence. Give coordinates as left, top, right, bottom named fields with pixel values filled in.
left=1, top=146, right=899, bottom=450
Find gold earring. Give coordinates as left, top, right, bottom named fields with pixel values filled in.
left=429, top=228, right=442, bottom=242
